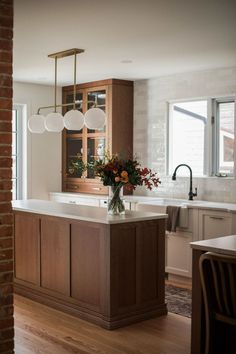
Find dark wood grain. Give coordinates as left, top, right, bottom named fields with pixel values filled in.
left=14, top=214, right=40, bottom=285
left=14, top=212, right=166, bottom=329
left=41, top=217, right=70, bottom=296
left=62, top=78, right=133, bottom=195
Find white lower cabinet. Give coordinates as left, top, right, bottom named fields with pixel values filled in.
left=198, top=209, right=234, bottom=240
left=50, top=193, right=100, bottom=207
left=165, top=231, right=192, bottom=277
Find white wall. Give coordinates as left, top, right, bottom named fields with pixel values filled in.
left=13, top=82, right=62, bottom=200
left=134, top=66, right=236, bottom=203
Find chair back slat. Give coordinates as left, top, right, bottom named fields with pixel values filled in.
left=218, top=261, right=231, bottom=316
left=227, top=263, right=236, bottom=317
left=210, top=259, right=224, bottom=313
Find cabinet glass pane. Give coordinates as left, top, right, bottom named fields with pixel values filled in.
left=87, top=137, right=105, bottom=178
left=66, top=138, right=83, bottom=178
left=87, top=90, right=106, bottom=133
left=66, top=93, right=83, bottom=134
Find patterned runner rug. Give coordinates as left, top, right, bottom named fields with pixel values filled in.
left=165, top=284, right=192, bottom=318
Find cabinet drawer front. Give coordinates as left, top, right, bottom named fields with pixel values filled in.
left=199, top=210, right=232, bottom=240
left=65, top=182, right=108, bottom=195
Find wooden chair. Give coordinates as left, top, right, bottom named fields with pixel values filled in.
left=199, top=252, right=236, bottom=354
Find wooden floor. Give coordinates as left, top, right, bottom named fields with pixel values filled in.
left=14, top=294, right=191, bottom=354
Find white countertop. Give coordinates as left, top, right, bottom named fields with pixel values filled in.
left=12, top=199, right=167, bottom=225
left=49, top=192, right=236, bottom=212
left=191, top=235, right=236, bottom=256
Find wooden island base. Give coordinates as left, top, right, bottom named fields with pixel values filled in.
left=14, top=203, right=167, bottom=329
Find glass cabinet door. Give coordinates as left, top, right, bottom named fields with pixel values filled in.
left=66, top=137, right=83, bottom=178
left=87, top=90, right=106, bottom=133
left=87, top=137, right=106, bottom=178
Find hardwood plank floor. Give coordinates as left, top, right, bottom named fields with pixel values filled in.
left=14, top=294, right=191, bottom=354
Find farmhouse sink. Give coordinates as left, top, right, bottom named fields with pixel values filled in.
left=137, top=199, right=189, bottom=228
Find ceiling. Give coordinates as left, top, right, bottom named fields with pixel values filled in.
left=14, top=0, right=236, bottom=86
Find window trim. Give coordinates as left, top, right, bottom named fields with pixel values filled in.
left=12, top=104, right=27, bottom=199
left=167, top=95, right=236, bottom=178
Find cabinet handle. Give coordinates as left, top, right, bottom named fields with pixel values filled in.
left=68, top=185, right=79, bottom=190
left=103, top=201, right=107, bottom=204
left=209, top=216, right=224, bottom=220
left=69, top=200, right=76, bottom=204
left=92, top=187, right=101, bottom=191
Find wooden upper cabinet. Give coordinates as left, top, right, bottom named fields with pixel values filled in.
left=62, top=79, right=133, bottom=194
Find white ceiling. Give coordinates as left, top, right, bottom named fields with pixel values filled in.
left=14, top=0, right=236, bottom=86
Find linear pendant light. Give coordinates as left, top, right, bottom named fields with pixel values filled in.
left=28, top=48, right=106, bottom=133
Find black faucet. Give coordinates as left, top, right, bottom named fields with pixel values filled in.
left=172, top=164, right=197, bottom=201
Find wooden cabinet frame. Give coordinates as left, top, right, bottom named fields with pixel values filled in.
left=62, top=79, right=133, bottom=195
left=14, top=211, right=167, bottom=329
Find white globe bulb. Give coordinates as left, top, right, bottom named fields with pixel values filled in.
left=28, top=114, right=45, bottom=134
left=84, top=108, right=106, bottom=129
left=45, top=112, right=64, bottom=132
left=64, top=109, right=84, bottom=130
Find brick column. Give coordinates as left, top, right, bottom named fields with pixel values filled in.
left=0, top=0, right=14, bottom=353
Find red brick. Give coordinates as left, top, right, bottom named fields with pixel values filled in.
left=0, top=158, right=11, bottom=167
left=0, top=226, right=12, bottom=237
left=0, top=50, right=12, bottom=63
left=0, top=122, right=11, bottom=132
left=0, top=203, right=11, bottom=213
left=0, top=238, right=12, bottom=248
left=0, top=249, right=12, bottom=261
left=0, top=305, right=13, bottom=317
left=0, top=63, right=11, bottom=75
left=0, top=98, right=11, bottom=109
left=0, top=133, right=11, bottom=144
left=0, top=39, right=12, bottom=52
left=0, top=16, right=13, bottom=29
left=0, top=272, right=12, bottom=284
left=0, top=146, right=11, bottom=156
left=0, top=215, right=13, bottom=225
left=0, top=27, right=12, bottom=41
left=0, top=317, right=13, bottom=330
left=0, top=75, right=12, bottom=88
left=0, top=169, right=11, bottom=179
left=0, top=192, right=11, bottom=201
left=0, top=88, right=12, bottom=98
left=0, top=180, right=12, bottom=191
left=0, top=0, right=13, bottom=5
left=0, top=341, right=14, bottom=353
left=0, top=181, right=11, bottom=190
left=0, top=294, right=13, bottom=306
left=0, top=5, right=13, bottom=18
left=0, top=284, right=13, bottom=294
left=0, top=262, right=13, bottom=272
left=0, top=328, right=14, bottom=341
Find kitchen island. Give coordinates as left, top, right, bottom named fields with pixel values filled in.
left=13, top=199, right=167, bottom=329
left=191, top=235, right=236, bottom=354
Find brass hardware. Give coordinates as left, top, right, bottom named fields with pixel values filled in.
left=37, top=48, right=84, bottom=114
left=209, top=216, right=224, bottom=220
left=48, top=48, right=84, bottom=59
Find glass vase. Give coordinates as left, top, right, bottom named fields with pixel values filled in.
left=108, top=185, right=125, bottom=215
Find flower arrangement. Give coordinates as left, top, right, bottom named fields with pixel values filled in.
left=93, top=152, right=161, bottom=214
left=93, top=152, right=161, bottom=191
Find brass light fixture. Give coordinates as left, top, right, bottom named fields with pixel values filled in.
left=28, top=48, right=106, bottom=133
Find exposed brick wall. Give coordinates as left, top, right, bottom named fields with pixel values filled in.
left=0, top=0, right=14, bottom=353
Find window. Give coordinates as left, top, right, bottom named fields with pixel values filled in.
left=12, top=105, right=24, bottom=200
left=215, top=100, right=235, bottom=175
left=168, top=97, right=235, bottom=177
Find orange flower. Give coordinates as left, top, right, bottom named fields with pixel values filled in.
left=121, top=170, right=128, bottom=178
left=115, top=176, right=120, bottom=182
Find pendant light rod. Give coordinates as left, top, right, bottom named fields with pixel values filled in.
left=73, top=51, right=77, bottom=109
left=54, top=56, right=57, bottom=113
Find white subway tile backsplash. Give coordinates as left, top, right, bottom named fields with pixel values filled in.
left=134, top=66, right=236, bottom=203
